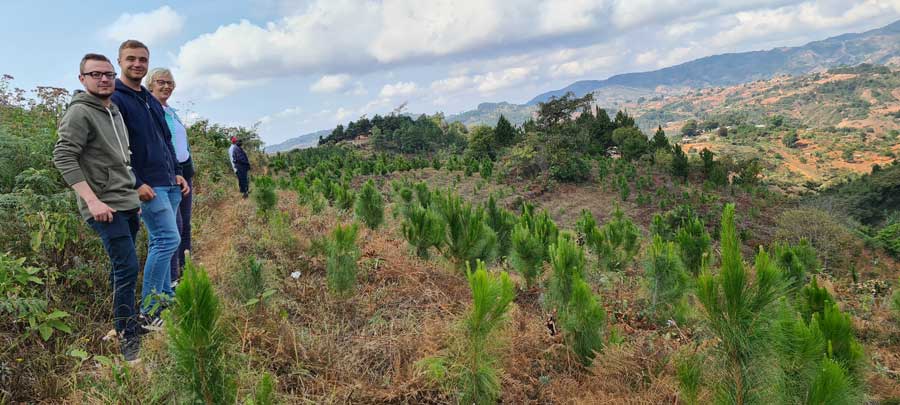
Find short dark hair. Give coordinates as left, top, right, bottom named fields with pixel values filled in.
left=80, top=53, right=111, bottom=73
left=118, top=39, right=149, bottom=56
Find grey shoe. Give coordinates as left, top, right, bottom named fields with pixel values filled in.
left=121, top=336, right=141, bottom=363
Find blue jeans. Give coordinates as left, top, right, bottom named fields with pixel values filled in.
left=88, top=209, right=141, bottom=339
left=236, top=166, right=249, bottom=194
left=140, top=185, right=182, bottom=314
left=170, top=167, right=193, bottom=282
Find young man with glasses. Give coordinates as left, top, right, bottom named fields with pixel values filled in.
left=111, top=40, right=189, bottom=329
left=53, top=53, right=142, bottom=362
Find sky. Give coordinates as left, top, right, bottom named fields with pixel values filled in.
left=2, top=0, right=900, bottom=146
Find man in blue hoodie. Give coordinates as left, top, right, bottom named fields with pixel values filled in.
left=111, top=40, right=189, bottom=327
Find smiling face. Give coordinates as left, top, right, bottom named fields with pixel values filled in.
left=118, top=46, right=149, bottom=84
left=79, top=60, right=116, bottom=100
left=149, top=72, right=175, bottom=104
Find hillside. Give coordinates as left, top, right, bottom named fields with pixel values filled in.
left=528, top=19, right=900, bottom=105
left=265, top=129, right=330, bottom=153
left=625, top=65, right=900, bottom=190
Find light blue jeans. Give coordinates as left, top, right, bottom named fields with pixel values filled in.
left=140, top=185, right=182, bottom=314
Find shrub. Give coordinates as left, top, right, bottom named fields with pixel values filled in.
left=875, top=222, right=900, bottom=257
left=813, top=303, right=864, bottom=379
left=401, top=205, right=446, bottom=259
left=325, top=223, right=360, bottom=296
left=354, top=180, right=384, bottom=230
left=772, top=239, right=819, bottom=291
left=165, top=255, right=236, bottom=404
left=644, top=236, right=690, bottom=323
left=798, top=277, right=835, bottom=324
left=675, top=217, right=711, bottom=276
left=332, top=182, right=355, bottom=211
left=252, top=176, right=277, bottom=215
left=775, top=208, right=859, bottom=274
left=671, top=143, right=689, bottom=181
left=676, top=353, right=703, bottom=405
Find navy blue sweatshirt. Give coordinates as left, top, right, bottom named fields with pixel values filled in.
left=232, top=144, right=250, bottom=169
left=111, top=79, right=181, bottom=189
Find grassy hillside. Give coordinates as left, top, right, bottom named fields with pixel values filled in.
left=625, top=65, right=900, bottom=191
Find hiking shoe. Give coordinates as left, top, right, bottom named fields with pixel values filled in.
left=120, top=336, right=141, bottom=363
left=138, top=313, right=164, bottom=334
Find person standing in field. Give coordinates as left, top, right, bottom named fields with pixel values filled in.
left=229, top=136, right=251, bottom=198
left=145, top=68, right=193, bottom=285
left=111, top=40, right=189, bottom=328
left=53, top=53, right=142, bottom=362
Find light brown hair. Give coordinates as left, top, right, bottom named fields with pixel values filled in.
left=118, top=39, right=149, bottom=56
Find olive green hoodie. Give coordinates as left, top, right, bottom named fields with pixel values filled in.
left=53, top=91, right=140, bottom=221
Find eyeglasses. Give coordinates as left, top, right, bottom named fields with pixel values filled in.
left=82, top=71, right=117, bottom=80
left=155, top=79, right=175, bottom=87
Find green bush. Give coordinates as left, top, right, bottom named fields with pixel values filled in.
left=165, top=256, right=236, bottom=404
left=875, top=222, right=900, bottom=257
left=354, top=180, right=384, bottom=230
left=548, top=233, right=585, bottom=308
left=644, top=236, right=691, bottom=324
left=581, top=207, right=640, bottom=272
left=401, top=205, right=446, bottom=259
left=772, top=239, right=819, bottom=291
left=325, top=223, right=360, bottom=296
left=0, top=252, right=71, bottom=341
left=252, top=176, right=277, bottom=215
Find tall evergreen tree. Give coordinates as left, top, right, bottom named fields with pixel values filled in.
left=671, top=143, right=689, bottom=181
left=652, top=125, right=669, bottom=150
left=494, top=115, right=516, bottom=147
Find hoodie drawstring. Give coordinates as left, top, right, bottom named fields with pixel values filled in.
left=106, top=107, right=131, bottom=169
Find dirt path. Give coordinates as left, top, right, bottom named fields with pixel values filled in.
left=192, top=192, right=246, bottom=279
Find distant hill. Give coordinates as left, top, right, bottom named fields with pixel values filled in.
left=446, top=102, right=536, bottom=127
left=622, top=64, right=900, bottom=190
left=527, top=19, right=900, bottom=105
left=264, top=129, right=331, bottom=154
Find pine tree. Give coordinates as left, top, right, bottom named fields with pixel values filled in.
left=252, top=176, right=278, bottom=216
left=561, top=278, right=606, bottom=365
left=165, top=255, right=236, bottom=404
left=773, top=239, right=818, bottom=291
left=509, top=223, right=545, bottom=288
left=644, top=235, right=690, bottom=323
left=418, top=261, right=515, bottom=405
left=798, top=277, right=834, bottom=324
left=326, top=223, right=360, bottom=296
left=494, top=115, right=516, bottom=147
left=402, top=205, right=445, bottom=259
left=652, top=125, right=669, bottom=150
left=675, top=217, right=711, bottom=276
left=436, top=191, right=497, bottom=271
left=548, top=234, right=586, bottom=310
left=354, top=180, right=384, bottom=229
left=696, top=204, right=785, bottom=404
left=671, top=143, right=689, bottom=181
left=484, top=195, right=515, bottom=258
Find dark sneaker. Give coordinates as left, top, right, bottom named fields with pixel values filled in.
left=138, top=313, right=164, bottom=334
left=120, top=336, right=141, bottom=363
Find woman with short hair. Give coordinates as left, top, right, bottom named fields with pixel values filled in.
left=145, top=68, right=193, bottom=284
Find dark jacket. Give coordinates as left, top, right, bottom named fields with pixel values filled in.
left=231, top=144, right=250, bottom=169
left=53, top=91, right=140, bottom=220
left=111, top=79, right=181, bottom=188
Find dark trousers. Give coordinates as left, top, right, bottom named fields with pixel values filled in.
left=236, top=166, right=249, bottom=194
left=88, top=209, right=141, bottom=339
left=171, top=161, right=193, bottom=282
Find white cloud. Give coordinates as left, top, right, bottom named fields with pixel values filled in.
left=348, top=82, right=368, bottom=96
left=334, top=107, right=353, bottom=121
left=310, top=74, right=352, bottom=93
left=549, top=55, right=618, bottom=78
left=635, top=50, right=659, bottom=66
left=104, top=6, right=185, bottom=45
left=379, top=81, right=418, bottom=98
left=474, top=67, right=533, bottom=94
left=430, top=76, right=472, bottom=93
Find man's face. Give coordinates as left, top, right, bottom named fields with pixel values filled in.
left=79, top=60, right=116, bottom=99
left=118, top=47, right=149, bottom=82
